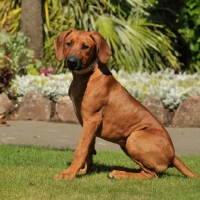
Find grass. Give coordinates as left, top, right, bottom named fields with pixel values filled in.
left=0, top=145, right=200, bottom=200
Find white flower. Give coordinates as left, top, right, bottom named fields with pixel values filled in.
left=8, top=69, right=200, bottom=109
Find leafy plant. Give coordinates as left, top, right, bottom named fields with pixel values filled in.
left=0, top=67, right=14, bottom=93
left=8, top=69, right=200, bottom=109
left=113, top=69, right=200, bottom=109
left=0, top=0, right=21, bottom=34
left=177, top=0, right=200, bottom=72
left=146, top=0, right=200, bottom=73
left=1, top=0, right=199, bottom=73
left=8, top=73, right=72, bottom=102
left=43, top=0, right=180, bottom=73
left=0, top=29, right=42, bottom=76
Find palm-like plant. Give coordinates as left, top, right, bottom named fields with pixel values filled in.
left=0, top=0, right=21, bottom=34
left=44, top=0, right=180, bottom=72
left=1, top=0, right=181, bottom=73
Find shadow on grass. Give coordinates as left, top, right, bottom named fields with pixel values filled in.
left=67, top=162, right=185, bottom=179
left=92, top=163, right=140, bottom=174
left=92, top=164, right=183, bottom=178
left=66, top=161, right=141, bottom=176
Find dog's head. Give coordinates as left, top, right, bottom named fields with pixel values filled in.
left=54, top=29, right=112, bottom=71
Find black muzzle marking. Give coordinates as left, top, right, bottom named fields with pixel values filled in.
left=64, top=56, right=82, bottom=70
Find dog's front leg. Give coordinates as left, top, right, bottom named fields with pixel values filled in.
left=54, top=120, right=100, bottom=180
left=78, top=137, right=96, bottom=175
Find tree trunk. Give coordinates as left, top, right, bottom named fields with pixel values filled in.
left=20, top=0, right=43, bottom=59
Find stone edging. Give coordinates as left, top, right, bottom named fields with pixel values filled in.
left=1, top=92, right=200, bottom=127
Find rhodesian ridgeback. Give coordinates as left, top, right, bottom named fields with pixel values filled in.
left=54, top=29, right=199, bottom=179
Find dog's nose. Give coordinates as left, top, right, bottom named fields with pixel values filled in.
left=66, top=57, right=78, bottom=69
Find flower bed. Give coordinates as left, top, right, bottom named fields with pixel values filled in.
left=8, top=69, right=200, bottom=110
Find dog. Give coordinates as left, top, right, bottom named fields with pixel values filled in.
left=54, top=29, right=198, bottom=179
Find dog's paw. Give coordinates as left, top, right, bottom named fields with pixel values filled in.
left=78, top=163, right=93, bottom=175
left=108, top=170, right=117, bottom=179
left=54, top=172, right=75, bottom=180
left=78, top=167, right=87, bottom=175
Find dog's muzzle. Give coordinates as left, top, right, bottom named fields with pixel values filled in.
left=64, top=56, right=82, bottom=70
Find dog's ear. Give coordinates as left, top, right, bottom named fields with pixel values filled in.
left=90, top=32, right=112, bottom=64
left=54, top=29, right=73, bottom=61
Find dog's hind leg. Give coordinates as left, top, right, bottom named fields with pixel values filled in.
left=108, top=145, right=157, bottom=179
left=108, top=168, right=157, bottom=179
left=109, top=129, right=174, bottom=179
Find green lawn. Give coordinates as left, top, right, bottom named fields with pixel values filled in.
left=0, top=145, right=200, bottom=200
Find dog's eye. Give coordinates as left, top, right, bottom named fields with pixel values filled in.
left=82, top=44, right=89, bottom=50
left=65, top=42, right=72, bottom=47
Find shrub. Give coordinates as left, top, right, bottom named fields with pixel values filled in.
left=177, top=0, right=200, bottom=72
left=43, top=0, right=180, bottom=73
left=0, top=29, right=42, bottom=76
left=8, top=70, right=200, bottom=109
left=8, top=73, right=72, bottom=102
left=146, top=0, right=200, bottom=73
left=1, top=0, right=181, bottom=73
left=0, top=67, right=14, bottom=93
left=0, top=1, right=21, bottom=34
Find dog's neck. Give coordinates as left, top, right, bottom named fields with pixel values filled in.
left=73, top=58, right=99, bottom=74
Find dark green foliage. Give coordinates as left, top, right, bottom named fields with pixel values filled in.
left=146, top=0, right=200, bottom=72
left=0, top=0, right=199, bottom=73
left=43, top=0, right=180, bottom=73
left=177, top=0, right=200, bottom=72
left=0, top=29, right=42, bottom=76
left=0, top=67, right=14, bottom=93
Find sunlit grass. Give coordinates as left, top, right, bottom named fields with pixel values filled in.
left=0, top=145, right=200, bottom=200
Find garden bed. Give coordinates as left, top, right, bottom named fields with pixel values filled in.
left=1, top=69, right=200, bottom=127
left=7, top=69, right=200, bottom=110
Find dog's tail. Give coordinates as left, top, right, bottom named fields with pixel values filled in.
left=173, top=156, right=199, bottom=178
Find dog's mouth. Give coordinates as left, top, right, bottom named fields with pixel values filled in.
left=64, top=56, right=85, bottom=71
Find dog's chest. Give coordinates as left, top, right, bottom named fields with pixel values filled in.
left=70, top=94, right=78, bottom=115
